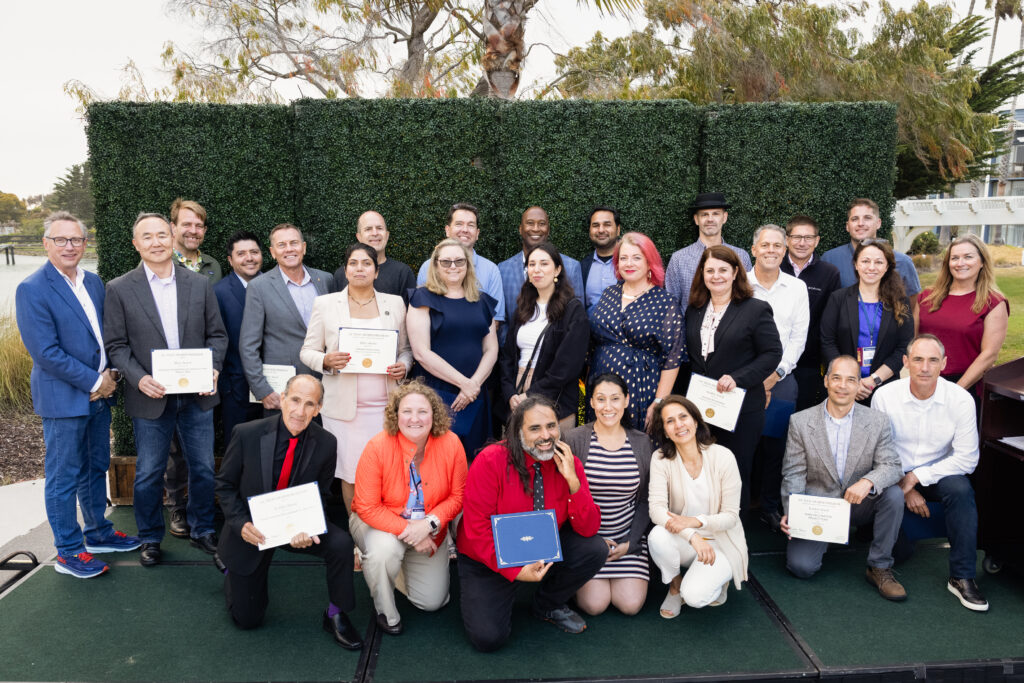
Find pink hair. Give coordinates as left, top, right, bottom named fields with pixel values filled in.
left=613, top=231, right=665, bottom=287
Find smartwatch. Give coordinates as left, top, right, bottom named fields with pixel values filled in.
left=775, top=367, right=785, bottom=379
left=871, top=374, right=882, bottom=387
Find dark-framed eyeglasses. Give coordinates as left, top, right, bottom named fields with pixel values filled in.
left=46, top=236, right=86, bottom=247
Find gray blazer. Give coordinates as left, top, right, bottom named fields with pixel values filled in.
left=104, top=264, right=228, bottom=419
left=781, top=401, right=902, bottom=515
left=239, top=265, right=334, bottom=400
left=563, top=423, right=654, bottom=551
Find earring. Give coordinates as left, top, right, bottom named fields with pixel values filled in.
left=647, top=271, right=652, bottom=281
left=554, top=276, right=559, bottom=284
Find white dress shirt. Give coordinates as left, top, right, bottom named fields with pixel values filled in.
left=59, top=266, right=107, bottom=392
left=746, top=268, right=809, bottom=377
left=871, top=377, right=979, bottom=487
left=143, top=262, right=179, bottom=350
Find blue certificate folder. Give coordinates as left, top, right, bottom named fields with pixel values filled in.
left=491, top=510, right=563, bottom=568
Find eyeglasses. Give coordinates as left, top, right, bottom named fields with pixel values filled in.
left=46, top=236, right=86, bottom=247
left=787, top=235, right=818, bottom=243
left=438, top=258, right=467, bottom=269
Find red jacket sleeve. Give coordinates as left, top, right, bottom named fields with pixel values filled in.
left=566, top=456, right=601, bottom=537
left=458, top=449, right=522, bottom=581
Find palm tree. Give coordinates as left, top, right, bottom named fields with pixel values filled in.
left=988, top=0, right=1024, bottom=244
left=472, top=0, right=641, bottom=99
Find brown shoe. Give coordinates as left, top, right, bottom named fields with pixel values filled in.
left=866, top=566, right=907, bottom=601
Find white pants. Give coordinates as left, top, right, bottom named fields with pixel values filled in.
left=349, top=512, right=450, bottom=625
left=648, top=525, right=732, bottom=608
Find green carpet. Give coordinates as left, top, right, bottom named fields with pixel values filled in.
left=370, top=578, right=810, bottom=681
left=751, top=546, right=1024, bottom=668
left=0, top=565, right=373, bottom=682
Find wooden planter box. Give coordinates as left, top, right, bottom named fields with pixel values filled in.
left=108, top=456, right=223, bottom=506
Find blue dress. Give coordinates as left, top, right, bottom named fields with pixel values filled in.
left=409, top=287, right=497, bottom=459
left=588, top=284, right=683, bottom=428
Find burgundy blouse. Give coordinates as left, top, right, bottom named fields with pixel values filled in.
left=917, top=289, right=1008, bottom=377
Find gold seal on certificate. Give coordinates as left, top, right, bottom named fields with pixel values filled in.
left=151, top=348, right=214, bottom=394
left=686, top=373, right=745, bottom=432
left=249, top=364, right=296, bottom=403
left=788, top=493, right=851, bottom=544
left=338, top=327, right=398, bottom=374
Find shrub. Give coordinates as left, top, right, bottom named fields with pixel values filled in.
left=0, top=313, right=33, bottom=412
left=909, top=231, right=940, bottom=255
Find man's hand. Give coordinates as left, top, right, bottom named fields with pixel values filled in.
left=552, top=440, right=580, bottom=494
left=241, top=522, right=267, bottom=547
left=324, top=351, right=351, bottom=372
left=290, top=532, right=320, bottom=549
left=138, top=374, right=166, bottom=399
left=385, top=362, right=407, bottom=380
left=779, top=514, right=791, bottom=539
left=763, top=372, right=780, bottom=393
left=690, top=536, right=716, bottom=565
left=844, top=478, right=873, bottom=505
left=516, top=560, right=552, bottom=582
left=905, top=488, right=930, bottom=518
left=92, top=370, right=118, bottom=401
left=261, top=391, right=282, bottom=411
left=899, top=471, right=921, bottom=494
left=199, top=369, right=220, bottom=396
left=397, top=519, right=432, bottom=547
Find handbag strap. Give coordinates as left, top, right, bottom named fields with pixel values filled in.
left=515, top=323, right=550, bottom=395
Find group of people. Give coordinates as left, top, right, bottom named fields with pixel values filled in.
left=15, top=190, right=1009, bottom=654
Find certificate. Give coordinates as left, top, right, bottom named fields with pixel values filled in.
left=151, top=348, right=213, bottom=394
left=247, top=482, right=328, bottom=551
left=338, top=327, right=398, bottom=374
left=491, top=510, right=563, bottom=568
left=787, top=493, right=851, bottom=544
left=249, top=364, right=296, bottom=403
left=685, top=373, right=746, bottom=432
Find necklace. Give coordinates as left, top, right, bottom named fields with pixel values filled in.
left=622, top=285, right=651, bottom=300
left=349, top=293, right=375, bottom=307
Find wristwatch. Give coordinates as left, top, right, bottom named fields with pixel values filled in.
left=426, top=514, right=441, bottom=536
left=775, top=367, right=785, bottom=379
left=871, top=374, right=882, bottom=387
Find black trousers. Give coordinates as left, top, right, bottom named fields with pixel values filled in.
left=712, top=407, right=764, bottom=513
left=224, top=520, right=355, bottom=629
left=793, top=365, right=825, bottom=412
left=458, top=528, right=607, bottom=652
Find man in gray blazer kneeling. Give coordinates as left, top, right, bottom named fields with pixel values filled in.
left=780, top=355, right=907, bottom=601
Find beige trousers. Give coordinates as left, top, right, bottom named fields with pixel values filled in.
left=349, top=512, right=450, bottom=626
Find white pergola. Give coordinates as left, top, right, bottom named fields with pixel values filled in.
left=891, top=196, right=1023, bottom=251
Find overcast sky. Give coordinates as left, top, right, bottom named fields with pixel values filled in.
left=1, top=0, right=1019, bottom=199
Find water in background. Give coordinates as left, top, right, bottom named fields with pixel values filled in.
left=0, top=255, right=99, bottom=312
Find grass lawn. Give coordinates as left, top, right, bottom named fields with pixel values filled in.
left=917, top=255, right=1024, bottom=365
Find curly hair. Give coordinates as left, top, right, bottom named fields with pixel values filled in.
left=382, top=379, right=452, bottom=437
left=854, top=239, right=909, bottom=325
left=649, top=395, right=715, bottom=460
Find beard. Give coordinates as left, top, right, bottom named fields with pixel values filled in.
left=520, top=433, right=557, bottom=461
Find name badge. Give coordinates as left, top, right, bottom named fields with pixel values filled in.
left=858, top=346, right=876, bottom=368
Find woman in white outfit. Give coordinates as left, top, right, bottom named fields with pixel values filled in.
left=647, top=395, right=748, bottom=617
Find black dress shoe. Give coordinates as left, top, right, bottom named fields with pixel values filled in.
left=139, top=542, right=162, bottom=567
left=531, top=604, right=587, bottom=633
left=168, top=509, right=190, bottom=538
left=190, top=534, right=218, bottom=555
left=322, top=611, right=364, bottom=650
left=376, top=612, right=403, bottom=636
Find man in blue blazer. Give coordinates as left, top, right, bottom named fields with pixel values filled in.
left=214, top=230, right=264, bottom=440
left=16, top=211, right=140, bottom=579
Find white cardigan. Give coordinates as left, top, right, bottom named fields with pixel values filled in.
left=648, top=443, right=749, bottom=588
left=299, top=287, right=412, bottom=421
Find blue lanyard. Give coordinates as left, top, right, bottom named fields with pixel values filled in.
left=857, top=295, right=882, bottom=346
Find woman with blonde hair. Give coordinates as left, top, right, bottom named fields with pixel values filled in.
left=351, top=380, right=467, bottom=634
left=916, top=234, right=1009, bottom=396
left=408, top=238, right=499, bottom=459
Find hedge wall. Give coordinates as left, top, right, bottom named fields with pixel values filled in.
left=86, top=99, right=896, bottom=455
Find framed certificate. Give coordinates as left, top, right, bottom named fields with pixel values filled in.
left=151, top=348, right=213, bottom=394
left=248, top=482, right=328, bottom=551
left=491, top=510, right=562, bottom=568
left=338, top=327, right=398, bottom=374
left=788, top=493, right=851, bottom=544
left=249, top=364, right=296, bottom=403
left=686, top=373, right=746, bottom=432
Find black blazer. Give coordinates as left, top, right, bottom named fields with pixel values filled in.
left=684, top=297, right=783, bottom=415
left=819, top=285, right=913, bottom=384
left=563, top=424, right=654, bottom=551
left=213, top=272, right=249, bottom=403
left=499, top=297, right=589, bottom=420
left=215, top=416, right=337, bottom=575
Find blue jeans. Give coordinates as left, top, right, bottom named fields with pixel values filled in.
left=898, top=475, right=979, bottom=579
left=132, top=396, right=216, bottom=542
left=41, top=400, right=114, bottom=556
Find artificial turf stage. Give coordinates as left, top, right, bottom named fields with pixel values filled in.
left=1, top=507, right=1021, bottom=683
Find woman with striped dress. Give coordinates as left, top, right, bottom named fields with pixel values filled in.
left=563, top=373, right=654, bottom=615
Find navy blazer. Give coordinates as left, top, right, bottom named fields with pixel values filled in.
left=214, top=272, right=251, bottom=403
left=684, top=297, right=783, bottom=415
left=819, top=284, right=913, bottom=386
left=16, top=262, right=109, bottom=418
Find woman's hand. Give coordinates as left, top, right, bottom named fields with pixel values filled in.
left=386, top=362, right=407, bottom=380
left=690, top=536, right=716, bottom=565
left=324, top=351, right=351, bottom=372
left=509, top=393, right=527, bottom=411
left=398, top=519, right=433, bottom=547
left=608, top=541, right=630, bottom=561
left=856, top=376, right=875, bottom=401
left=717, top=374, right=737, bottom=393
left=665, top=511, right=700, bottom=534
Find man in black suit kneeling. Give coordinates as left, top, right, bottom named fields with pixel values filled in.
left=215, top=374, right=364, bottom=649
